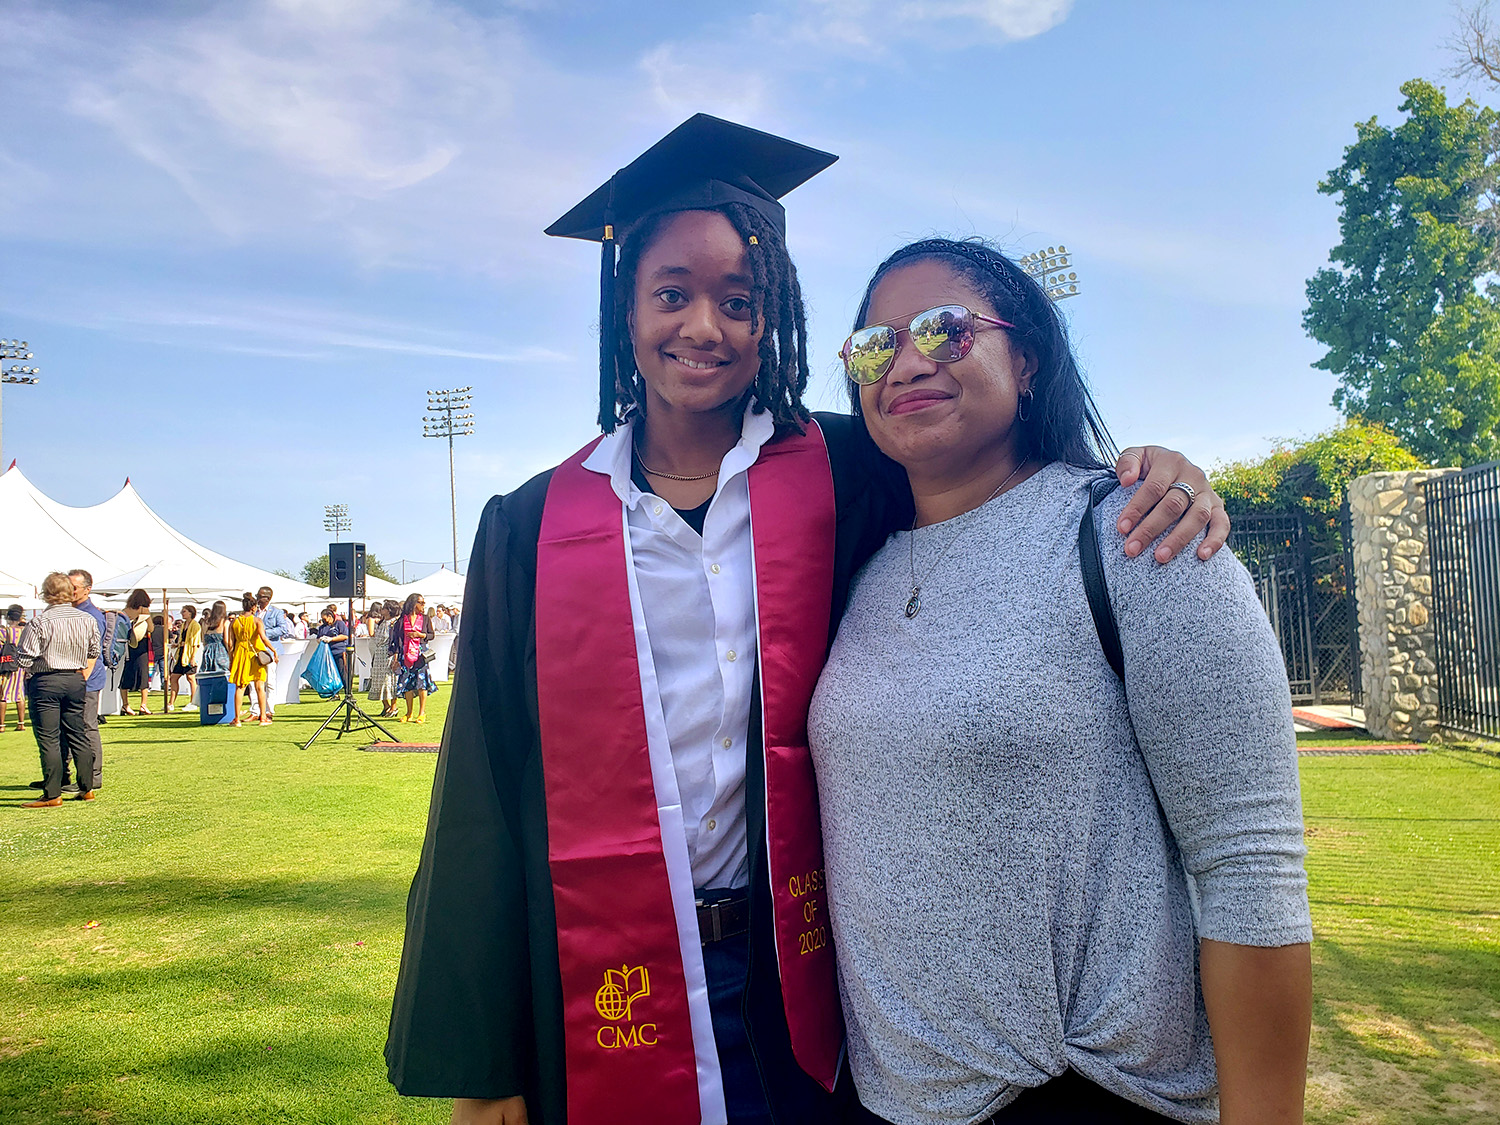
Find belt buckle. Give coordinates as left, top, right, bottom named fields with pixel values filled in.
left=695, top=897, right=724, bottom=944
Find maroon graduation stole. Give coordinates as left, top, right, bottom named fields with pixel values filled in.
left=534, top=423, right=841, bottom=1124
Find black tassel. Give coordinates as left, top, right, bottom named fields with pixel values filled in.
left=597, top=181, right=618, bottom=433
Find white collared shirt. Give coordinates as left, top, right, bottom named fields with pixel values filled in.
left=581, top=404, right=774, bottom=890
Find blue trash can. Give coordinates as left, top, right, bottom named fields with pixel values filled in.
left=198, top=673, right=236, bottom=726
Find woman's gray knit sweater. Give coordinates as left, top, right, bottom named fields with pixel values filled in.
left=808, top=462, right=1311, bottom=1125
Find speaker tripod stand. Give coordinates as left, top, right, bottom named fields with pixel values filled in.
left=303, top=595, right=398, bottom=749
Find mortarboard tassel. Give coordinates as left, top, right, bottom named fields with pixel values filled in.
left=598, top=178, right=618, bottom=432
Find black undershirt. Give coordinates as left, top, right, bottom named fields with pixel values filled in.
left=631, top=454, right=713, bottom=535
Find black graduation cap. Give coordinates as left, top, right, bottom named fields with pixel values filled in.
left=545, top=114, right=838, bottom=430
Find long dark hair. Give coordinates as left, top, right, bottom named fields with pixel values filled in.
left=205, top=601, right=227, bottom=629
left=848, top=238, right=1115, bottom=469
left=402, top=592, right=423, bottom=617
left=604, top=202, right=811, bottom=434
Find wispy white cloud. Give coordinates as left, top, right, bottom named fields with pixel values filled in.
left=1, top=0, right=1074, bottom=277
left=640, top=44, right=770, bottom=121
left=8, top=280, right=574, bottom=365
left=1, top=0, right=602, bottom=272
left=110, top=300, right=575, bottom=364
left=756, top=0, right=1073, bottom=50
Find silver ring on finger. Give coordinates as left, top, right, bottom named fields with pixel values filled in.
left=1168, top=481, right=1197, bottom=504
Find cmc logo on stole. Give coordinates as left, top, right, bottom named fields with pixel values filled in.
left=594, top=965, right=659, bottom=1049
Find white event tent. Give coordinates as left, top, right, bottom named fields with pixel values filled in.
left=0, top=564, right=45, bottom=609
left=0, top=464, right=323, bottom=604
left=400, top=566, right=467, bottom=603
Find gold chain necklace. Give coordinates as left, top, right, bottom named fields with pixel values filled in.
left=633, top=439, right=720, bottom=482
left=905, top=460, right=1030, bottom=619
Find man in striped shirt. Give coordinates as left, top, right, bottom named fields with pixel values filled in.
left=20, top=572, right=100, bottom=808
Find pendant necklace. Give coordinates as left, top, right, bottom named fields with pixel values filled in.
left=905, top=460, right=1030, bottom=619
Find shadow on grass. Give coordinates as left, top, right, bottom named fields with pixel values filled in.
left=0, top=873, right=437, bottom=1124
left=1431, top=746, right=1500, bottom=769
left=0, top=871, right=412, bottom=920
left=1310, top=935, right=1500, bottom=1123
left=1308, top=896, right=1500, bottom=919
left=0, top=998, right=441, bottom=1125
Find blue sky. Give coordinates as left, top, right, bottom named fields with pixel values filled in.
left=0, top=0, right=1468, bottom=577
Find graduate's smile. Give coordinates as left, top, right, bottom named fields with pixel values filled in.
left=663, top=350, right=732, bottom=374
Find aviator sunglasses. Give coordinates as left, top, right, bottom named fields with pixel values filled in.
left=841, top=304, right=1015, bottom=385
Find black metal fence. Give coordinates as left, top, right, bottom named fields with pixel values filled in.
left=1228, top=511, right=1361, bottom=705
left=1425, top=463, right=1500, bottom=739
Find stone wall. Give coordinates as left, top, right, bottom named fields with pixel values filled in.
left=1347, top=469, right=1458, bottom=741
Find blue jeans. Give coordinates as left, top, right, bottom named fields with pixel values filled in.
left=702, top=924, right=775, bottom=1125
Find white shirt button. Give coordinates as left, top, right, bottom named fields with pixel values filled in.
left=726, top=650, right=737, bottom=662
left=653, top=504, right=663, bottom=516
left=710, top=563, right=721, bottom=574
left=707, top=819, right=717, bottom=832
left=722, top=738, right=732, bottom=748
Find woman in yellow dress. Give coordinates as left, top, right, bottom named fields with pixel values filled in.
left=228, top=593, right=273, bottom=727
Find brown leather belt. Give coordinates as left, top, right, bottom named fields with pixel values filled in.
left=695, top=891, right=750, bottom=944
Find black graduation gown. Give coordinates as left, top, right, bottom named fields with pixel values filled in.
left=385, top=412, right=909, bottom=1124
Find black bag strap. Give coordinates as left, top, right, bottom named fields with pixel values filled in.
left=1079, top=474, right=1125, bottom=683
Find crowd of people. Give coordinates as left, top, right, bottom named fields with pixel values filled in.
left=0, top=578, right=457, bottom=798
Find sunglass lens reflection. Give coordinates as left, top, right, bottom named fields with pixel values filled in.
left=910, top=306, right=974, bottom=362
left=847, top=327, right=897, bottom=384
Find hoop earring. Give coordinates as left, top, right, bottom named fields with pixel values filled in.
left=1017, top=388, right=1034, bottom=422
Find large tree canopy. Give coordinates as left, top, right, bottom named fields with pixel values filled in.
left=1304, top=78, right=1500, bottom=466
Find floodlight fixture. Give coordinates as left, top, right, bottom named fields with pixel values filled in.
left=324, top=502, right=351, bottom=541
left=423, top=386, right=475, bottom=572
left=1021, top=244, right=1081, bottom=301
left=0, top=338, right=40, bottom=467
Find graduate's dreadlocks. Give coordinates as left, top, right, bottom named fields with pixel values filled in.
left=605, top=202, right=812, bottom=433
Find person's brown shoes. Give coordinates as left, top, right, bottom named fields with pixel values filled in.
left=23, top=797, right=63, bottom=809
left=75, top=790, right=95, bottom=801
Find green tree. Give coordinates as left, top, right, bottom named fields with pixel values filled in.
left=301, top=556, right=329, bottom=587
left=1211, top=420, right=1425, bottom=555
left=300, top=553, right=397, bottom=587
left=1303, top=78, right=1500, bottom=466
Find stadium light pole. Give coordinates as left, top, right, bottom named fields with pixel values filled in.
left=1019, top=246, right=1081, bottom=301
left=0, top=340, right=40, bottom=469
left=423, top=386, right=474, bottom=573
left=323, top=503, right=350, bottom=541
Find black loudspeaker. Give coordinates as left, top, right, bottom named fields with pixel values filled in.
left=329, top=542, right=366, bottom=598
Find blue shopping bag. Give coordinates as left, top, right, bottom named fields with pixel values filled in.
left=303, top=642, right=343, bottom=698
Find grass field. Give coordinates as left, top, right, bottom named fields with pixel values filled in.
left=1, top=697, right=1497, bottom=1123
left=0, top=692, right=454, bottom=1125
left=1300, top=747, right=1500, bottom=1122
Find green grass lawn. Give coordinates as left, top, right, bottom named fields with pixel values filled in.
left=1300, top=748, right=1500, bottom=1123
left=1, top=698, right=1497, bottom=1123
left=0, top=690, right=453, bottom=1125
